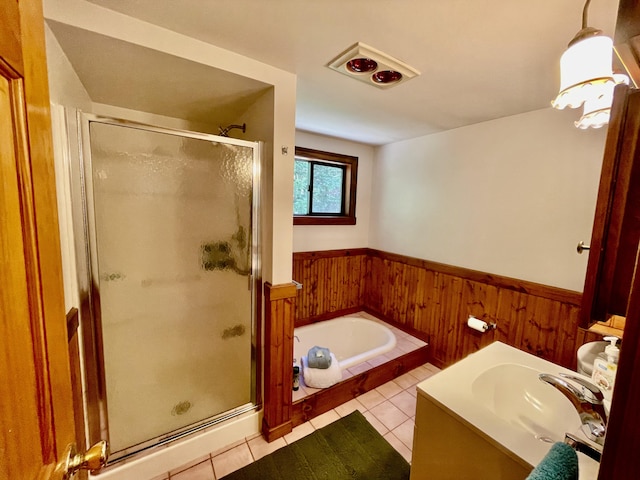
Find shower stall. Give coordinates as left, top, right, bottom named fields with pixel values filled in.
left=72, top=114, right=261, bottom=463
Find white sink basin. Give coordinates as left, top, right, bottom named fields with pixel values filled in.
left=471, top=363, right=580, bottom=443
left=415, top=342, right=601, bottom=479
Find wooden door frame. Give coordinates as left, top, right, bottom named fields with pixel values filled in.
left=1, top=0, right=75, bottom=476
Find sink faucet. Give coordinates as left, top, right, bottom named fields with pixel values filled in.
left=539, top=373, right=607, bottom=445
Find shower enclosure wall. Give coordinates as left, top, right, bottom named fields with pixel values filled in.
left=72, top=113, right=261, bottom=463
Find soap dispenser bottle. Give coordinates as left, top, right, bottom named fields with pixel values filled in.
left=591, top=336, right=620, bottom=400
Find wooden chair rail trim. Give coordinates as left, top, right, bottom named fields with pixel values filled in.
left=292, top=248, right=369, bottom=260
left=264, top=282, right=298, bottom=301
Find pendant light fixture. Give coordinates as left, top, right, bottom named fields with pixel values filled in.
left=552, top=0, right=628, bottom=129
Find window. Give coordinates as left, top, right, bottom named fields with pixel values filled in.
left=293, top=147, right=358, bottom=225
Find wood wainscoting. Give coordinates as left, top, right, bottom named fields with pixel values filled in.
left=262, top=282, right=297, bottom=441
left=293, top=248, right=601, bottom=370
left=292, top=248, right=368, bottom=326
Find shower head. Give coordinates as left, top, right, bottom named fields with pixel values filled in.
left=218, top=123, right=246, bottom=137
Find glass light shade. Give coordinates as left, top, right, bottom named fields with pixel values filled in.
left=346, top=58, right=378, bottom=73
left=552, top=35, right=614, bottom=110
left=371, top=70, right=403, bottom=84
left=575, top=82, right=614, bottom=129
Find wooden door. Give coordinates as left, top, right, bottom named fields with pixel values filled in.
left=579, top=85, right=640, bottom=328
left=0, top=0, right=76, bottom=478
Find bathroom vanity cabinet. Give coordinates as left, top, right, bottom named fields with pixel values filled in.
left=410, top=391, right=531, bottom=480
left=409, top=342, right=600, bottom=480
left=580, top=85, right=640, bottom=332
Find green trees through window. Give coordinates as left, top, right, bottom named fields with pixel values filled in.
left=293, top=147, right=358, bottom=225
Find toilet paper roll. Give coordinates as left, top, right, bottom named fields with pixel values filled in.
left=467, top=316, right=489, bottom=332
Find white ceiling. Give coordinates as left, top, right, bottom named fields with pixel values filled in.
left=47, top=20, right=272, bottom=129
left=60, top=0, right=620, bottom=145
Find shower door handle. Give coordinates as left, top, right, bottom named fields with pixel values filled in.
left=52, top=440, right=109, bottom=479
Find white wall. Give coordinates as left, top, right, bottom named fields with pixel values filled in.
left=293, top=131, right=374, bottom=252
left=370, top=107, right=606, bottom=292
left=46, top=24, right=92, bottom=312
left=45, top=24, right=93, bottom=110
left=44, top=0, right=296, bottom=286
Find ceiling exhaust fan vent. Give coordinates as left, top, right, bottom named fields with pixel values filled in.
left=327, top=42, right=420, bottom=89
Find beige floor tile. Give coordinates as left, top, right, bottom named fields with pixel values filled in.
left=356, top=388, right=386, bottom=410
left=149, top=475, right=168, bottom=480
left=170, top=459, right=215, bottom=480
left=367, top=355, right=389, bottom=367
left=284, top=421, right=315, bottom=444
left=363, top=410, right=389, bottom=436
left=405, top=334, right=427, bottom=347
left=396, top=338, right=419, bottom=353
left=341, top=369, right=354, bottom=380
left=169, top=455, right=211, bottom=477
left=406, top=386, right=417, bottom=397
left=384, top=348, right=405, bottom=360
left=389, top=390, right=418, bottom=417
left=369, top=400, right=410, bottom=431
left=348, top=361, right=372, bottom=376
left=376, top=380, right=403, bottom=399
left=393, top=371, right=421, bottom=389
left=384, top=431, right=412, bottom=463
left=211, top=443, right=253, bottom=479
left=392, top=418, right=415, bottom=449
left=409, top=365, right=437, bottom=381
left=247, top=434, right=286, bottom=461
left=423, top=363, right=441, bottom=374
left=209, top=438, right=246, bottom=458
left=334, top=397, right=367, bottom=417
left=309, top=409, right=340, bottom=429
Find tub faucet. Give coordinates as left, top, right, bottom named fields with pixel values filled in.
left=539, top=373, right=607, bottom=445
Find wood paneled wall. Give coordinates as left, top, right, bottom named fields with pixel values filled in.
left=292, top=248, right=368, bottom=325
left=293, top=249, right=600, bottom=370
left=262, top=282, right=297, bottom=441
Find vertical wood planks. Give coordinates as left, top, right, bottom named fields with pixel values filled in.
left=292, top=249, right=584, bottom=370
left=292, top=249, right=368, bottom=324
left=262, top=282, right=297, bottom=441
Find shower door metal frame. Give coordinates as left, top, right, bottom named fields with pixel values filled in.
left=73, top=112, right=262, bottom=464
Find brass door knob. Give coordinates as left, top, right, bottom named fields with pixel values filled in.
left=577, top=241, right=591, bottom=254
left=54, top=440, right=109, bottom=479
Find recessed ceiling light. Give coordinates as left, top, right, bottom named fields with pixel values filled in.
left=327, top=42, right=420, bottom=89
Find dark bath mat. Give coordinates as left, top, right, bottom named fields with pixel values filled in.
left=220, top=410, right=411, bottom=480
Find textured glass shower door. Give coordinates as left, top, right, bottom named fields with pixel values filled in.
left=83, top=118, right=258, bottom=458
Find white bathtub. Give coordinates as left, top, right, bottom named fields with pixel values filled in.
left=294, top=315, right=396, bottom=370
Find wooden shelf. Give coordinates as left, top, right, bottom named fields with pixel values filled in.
left=588, top=315, right=626, bottom=339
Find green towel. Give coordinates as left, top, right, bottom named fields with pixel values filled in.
left=526, top=442, right=579, bottom=480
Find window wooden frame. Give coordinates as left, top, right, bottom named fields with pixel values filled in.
left=293, top=147, right=358, bottom=226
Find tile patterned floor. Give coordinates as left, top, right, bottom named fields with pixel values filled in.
left=152, top=362, right=441, bottom=480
